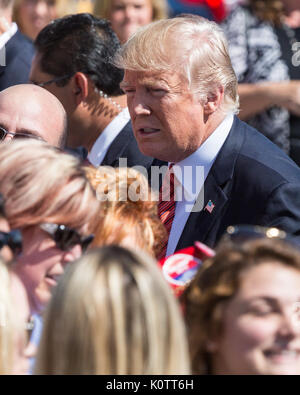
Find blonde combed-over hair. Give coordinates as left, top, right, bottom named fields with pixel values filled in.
left=35, top=246, right=190, bottom=374
left=0, top=140, right=100, bottom=232
left=116, top=15, right=239, bottom=114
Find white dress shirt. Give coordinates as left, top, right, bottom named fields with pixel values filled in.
left=0, top=22, right=17, bottom=66
left=88, top=107, right=130, bottom=167
left=166, top=114, right=234, bottom=256
left=0, top=22, right=17, bottom=49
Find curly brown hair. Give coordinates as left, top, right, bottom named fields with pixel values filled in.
left=182, top=237, right=300, bottom=374
left=84, top=165, right=167, bottom=258
left=249, top=0, right=284, bottom=25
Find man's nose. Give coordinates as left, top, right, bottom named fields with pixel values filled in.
left=133, top=102, right=151, bottom=116
left=131, top=91, right=151, bottom=116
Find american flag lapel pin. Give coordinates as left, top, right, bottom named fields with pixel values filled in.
left=205, top=200, right=215, bottom=214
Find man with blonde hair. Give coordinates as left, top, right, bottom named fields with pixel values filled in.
left=117, top=15, right=300, bottom=256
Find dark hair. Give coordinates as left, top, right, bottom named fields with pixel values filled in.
left=34, top=13, right=124, bottom=96
left=249, top=0, right=284, bottom=25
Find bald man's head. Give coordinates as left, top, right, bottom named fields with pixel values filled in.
left=0, top=84, right=67, bottom=148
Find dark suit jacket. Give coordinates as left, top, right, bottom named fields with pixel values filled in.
left=0, top=30, right=34, bottom=91
left=154, top=116, right=300, bottom=251
left=101, top=121, right=153, bottom=171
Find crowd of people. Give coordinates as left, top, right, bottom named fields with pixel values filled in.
left=0, top=0, right=300, bottom=375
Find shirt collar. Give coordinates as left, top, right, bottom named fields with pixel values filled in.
left=88, top=107, right=130, bottom=166
left=172, top=113, right=234, bottom=200
left=0, top=22, right=17, bottom=50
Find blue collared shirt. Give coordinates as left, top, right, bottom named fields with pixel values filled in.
left=88, top=108, right=130, bottom=167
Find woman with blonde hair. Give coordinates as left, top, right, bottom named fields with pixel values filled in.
left=94, top=0, right=168, bottom=43
left=183, top=234, right=300, bottom=375
left=35, top=245, right=190, bottom=374
left=85, top=166, right=167, bottom=258
left=0, top=258, right=31, bottom=374
left=0, top=139, right=100, bottom=314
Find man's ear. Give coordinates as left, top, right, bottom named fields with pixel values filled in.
left=72, top=72, right=89, bottom=104
left=203, top=86, right=224, bottom=115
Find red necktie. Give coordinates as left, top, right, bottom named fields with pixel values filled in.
left=157, top=164, right=176, bottom=259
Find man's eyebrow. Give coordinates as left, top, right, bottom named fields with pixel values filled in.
left=0, top=122, right=8, bottom=130
left=121, top=79, right=169, bottom=88
left=18, top=129, right=44, bottom=140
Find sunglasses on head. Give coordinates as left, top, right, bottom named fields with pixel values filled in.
left=221, top=224, right=300, bottom=248
left=40, top=223, right=94, bottom=252
left=0, top=229, right=22, bottom=254
left=0, top=126, right=44, bottom=141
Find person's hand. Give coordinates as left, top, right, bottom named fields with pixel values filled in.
left=273, top=81, right=300, bottom=116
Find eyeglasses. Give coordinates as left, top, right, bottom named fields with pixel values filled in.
left=222, top=224, right=299, bottom=247
left=0, top=229, right=22, bottom=254
left=32, top=74, right=74, bottom=88
left=0, top=126, right=44, bottom=142
left=40, top=223, right=94, bottom=252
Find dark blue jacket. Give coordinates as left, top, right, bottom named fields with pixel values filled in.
left=154, top=116, right=300, bottom=250
left=101, top=120, right=153, bottom=170
left=0, top=30, right=34, bottom=91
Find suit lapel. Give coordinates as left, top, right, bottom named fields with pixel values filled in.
left=176, top=116, right=246, bottom=249
left=176, top=171, right=229, bottom=249
left=101, top=121, right=132, bottom=167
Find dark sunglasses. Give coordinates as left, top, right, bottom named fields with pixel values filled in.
left=40, top=223, right=94, bottom=252
left=0, top=229, right=22, bottom=254
left=221, top=224, right=300, bottom=248
left=0, top=126, right=44, bottom=141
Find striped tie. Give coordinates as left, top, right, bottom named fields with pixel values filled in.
left=157, top=164, right=175, bottom=259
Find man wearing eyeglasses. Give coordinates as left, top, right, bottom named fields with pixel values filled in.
left=29, top=13, right=153, bottom=169
left=0, top=83, right=67, bottom=147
